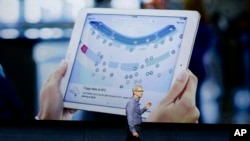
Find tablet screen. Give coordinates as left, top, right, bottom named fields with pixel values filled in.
left=64, top=13, right=187, bottom=115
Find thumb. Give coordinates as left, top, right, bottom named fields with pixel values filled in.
left=162, top=70, right=189, bottom=104
left=50, top=59, right=68, bottom=86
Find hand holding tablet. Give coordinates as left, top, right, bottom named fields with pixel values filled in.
left=38, top=8, right=200, bottom=120
left=147, top=69, right=200, bottom=123
left=37, top=60, right=199, bottom=122
left=37, top=60, right=77, bottom=120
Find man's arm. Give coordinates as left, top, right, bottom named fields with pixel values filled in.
left=140, top=107, right=147, bottom=115
left=126, top=101, right=136, bottom=134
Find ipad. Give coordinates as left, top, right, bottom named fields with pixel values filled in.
left=60, top=8, right=200, bottom=119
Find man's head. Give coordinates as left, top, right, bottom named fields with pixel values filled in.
left=132, top=85, right=144, bottom=99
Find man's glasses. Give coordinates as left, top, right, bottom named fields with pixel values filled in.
left=136, top=90, right=144, bottom=92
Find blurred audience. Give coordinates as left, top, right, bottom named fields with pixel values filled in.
left=141, top=0, right=169, bottom=9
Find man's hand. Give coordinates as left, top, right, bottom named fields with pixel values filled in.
left=133, top=132, right=139, bottom=137
left=145, top=102, right=152, bottom=110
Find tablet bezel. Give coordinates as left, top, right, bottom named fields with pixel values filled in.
left=60, top=8, right=200, bottom=118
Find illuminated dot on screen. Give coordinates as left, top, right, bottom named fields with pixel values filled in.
left=69, top=0, right=95, bottom=19
left=169, top=69, right=173, bottom=73
left=24, top=0, right=41, bottom=23
left=154, top=44, right=158, bottom=48
left=24, top=28, right=40, bottom=39
left=150, top=71, right=153, bottom=75
left=51, top=28, right=64, bottom=38
left=135, top=72, right=138, bottom=77
left=234, top=90, right=250, bottom=109
left=97, top=52, right=101, bottom=56
left=111, top=0, right=141, bottom=9
left=0, top=29, right=19, bottom=39
left=140, top=65, right=144, bottom=69
left=160, top=40, right=165, bottom=45
left=110, top=73, right=114, bottom=77
left=125, top=75, right=129, bottom=79
left=171, top=50, right=175, bottom=54
left=41, top=0, right=64, bottom=22
left=0, top=0, right=20, bottom=24
left=39, top=28, right=53, bottom=39
left=156, top=64, right=159, bottom=68
left=100, top=55, right=104, bottom=59
left=129, top=75, right=133, bottom=79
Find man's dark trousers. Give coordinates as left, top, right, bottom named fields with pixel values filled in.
left=125, top=125, right=141, bottom=141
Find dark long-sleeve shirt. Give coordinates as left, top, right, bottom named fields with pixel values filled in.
left=126, top=96, right=147, bottom=134
left=0, top=64, right=26, bottom=119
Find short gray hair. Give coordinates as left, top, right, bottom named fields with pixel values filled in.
left=132, top=85, right=143, bottom=94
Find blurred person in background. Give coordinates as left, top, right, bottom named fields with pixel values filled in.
left=0, top=64, right=26, bottom=120
left=213, top=0, right=250, bottom=123
left=181, top=0, right=221, bottom=123
left=141, top=0, right=169, bottom=9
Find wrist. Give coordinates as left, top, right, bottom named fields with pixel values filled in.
left=36, top=111, right=58, bottom=120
